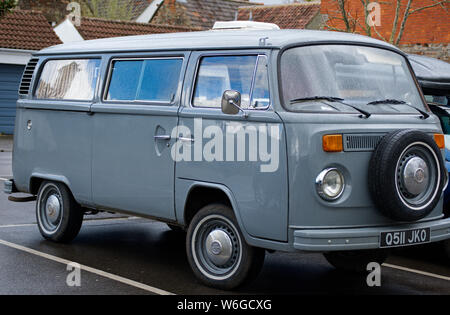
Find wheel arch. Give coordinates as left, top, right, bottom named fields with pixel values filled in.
left=179, top=182, right=248, bottom=237
left=30, top=173, right=72, bottom=195
left=176, top=180, right=293, bottom=252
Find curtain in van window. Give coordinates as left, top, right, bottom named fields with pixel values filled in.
left=35, top=59, right=100, bottom=101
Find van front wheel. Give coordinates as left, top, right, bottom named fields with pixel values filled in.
left=186, top=204, right=265, bottom=290
left=36, top=181, right=84, bottom=243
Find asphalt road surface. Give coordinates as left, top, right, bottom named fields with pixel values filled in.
left=0, top=151, right=449, bottom=295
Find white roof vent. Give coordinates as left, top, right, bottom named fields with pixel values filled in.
left=212, top=21, right=280, bottom=31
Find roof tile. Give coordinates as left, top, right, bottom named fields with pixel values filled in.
left=238, top=3, right=321, bottom=29
left=0, top=10, right=62, bottom=50
left=152, top=0, right=261, bottom=30
left=75, top=17, right=200, bottom=40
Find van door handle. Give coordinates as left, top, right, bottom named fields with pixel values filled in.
left=179, top=137, right=195, bottom=143
left=154, top=135, right=171, bottom=141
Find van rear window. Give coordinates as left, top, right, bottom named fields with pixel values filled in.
left=106, top=58, right=183, bottom=103
left=35, top=59, right=100, bottom=101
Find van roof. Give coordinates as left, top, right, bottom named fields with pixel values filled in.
left=36, top=29, right=401, bottom=56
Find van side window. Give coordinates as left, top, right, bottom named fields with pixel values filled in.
left=106, top=58, right=183, bottom=103
left=35, top=59, right=100, bottom=101
left=251, top=56, right=270, bottom=108
left=193, top=55, right=270, bottom=109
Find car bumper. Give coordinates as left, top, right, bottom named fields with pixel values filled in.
left=3, top=179, right=17, bottom=194
left=293, top=217, right=450, bottom=252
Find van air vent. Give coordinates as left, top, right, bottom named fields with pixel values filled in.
left=19, top=58, right=39, bottom=96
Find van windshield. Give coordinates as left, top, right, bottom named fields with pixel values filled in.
left=280, top=45, right=425, bottom=114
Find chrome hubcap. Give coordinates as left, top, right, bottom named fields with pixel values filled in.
left=402, top=157, right=429, bottom=196
left=45, top=194, right=61, bottom=225
left=395, top=142, right=441, bottom=211
left=38, top=184, right=64, bottom=234
left=205, top=229, right=233, bottom=266
left=192, top=215, right=242, bottom=280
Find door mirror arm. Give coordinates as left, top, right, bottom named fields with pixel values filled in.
left=221, top=90, right=248, bottom=119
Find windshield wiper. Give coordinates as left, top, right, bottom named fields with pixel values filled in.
left=367, top=99, right=430, bottom=119
left=290, top=96, right=371, bottom=118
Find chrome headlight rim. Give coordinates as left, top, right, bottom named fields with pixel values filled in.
left=316, top=168, right=345, bottom=201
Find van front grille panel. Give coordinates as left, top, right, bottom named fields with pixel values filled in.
left=343, top=134, right=385, bottom=152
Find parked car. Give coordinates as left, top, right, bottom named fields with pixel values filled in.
left=409, top=54, right=450, bottom=258
left=5, top=22, right=450, bottom=289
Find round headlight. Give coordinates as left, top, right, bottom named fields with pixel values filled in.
left=316, top=168, right=345, bottom=201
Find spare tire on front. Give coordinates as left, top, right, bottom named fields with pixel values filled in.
left=369, top=129, right=446, bottom=222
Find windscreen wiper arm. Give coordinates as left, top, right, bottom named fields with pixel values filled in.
left=367, top=99, right=430, bottom=119
left=290, top=96, right=371, bottom=118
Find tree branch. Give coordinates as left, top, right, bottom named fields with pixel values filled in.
left=389, top=0, right=402, bottom=43
left=409, top=0, right=448, bottom=15
left=394, top=0, right=412, bottom=45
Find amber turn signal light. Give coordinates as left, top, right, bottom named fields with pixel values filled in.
left=434, top=134, right=445, bottom=149
left=323, top=134, right=343, bottom=152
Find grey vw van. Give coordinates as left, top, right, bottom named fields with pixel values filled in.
left=6, top=24, right=450, bottom=289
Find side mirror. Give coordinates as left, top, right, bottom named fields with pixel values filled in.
left=221, top=90, right=241, bottom=115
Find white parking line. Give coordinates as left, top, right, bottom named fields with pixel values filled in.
left=0, top=217, right=143, bottom=229
left=0, top=223, right=36, bottom=228
left=0, top=239, right=175, bottom=295
left=383, top=263, right=450, bottom=281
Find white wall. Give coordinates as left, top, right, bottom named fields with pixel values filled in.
left=136, top=0, right=164, bottom=23
left=54, top=18, right=84, bottom=44
left=0, top=49, right=33, bottom=65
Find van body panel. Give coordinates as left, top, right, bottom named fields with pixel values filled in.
left=13, top=104, right=93, bottom=205
left=175, top=50, right=289, bottom=242
left=278, top=111, right=444, bottom=228
left=91, top=105, right=179, bottom=219
left=90, top=52, right=190, bottom=220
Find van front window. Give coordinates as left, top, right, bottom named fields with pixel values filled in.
left=280, top=45, right=425, bottom=114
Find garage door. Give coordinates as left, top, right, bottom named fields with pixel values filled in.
left=0, top=64, right=25, bottom=135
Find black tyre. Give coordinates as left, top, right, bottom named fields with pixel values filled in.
left=324, top=250, right=389, bottom=273
left=166, top=223, right=185, bottom=233
left=369, top=129, right=446, bottom=222
left=36, top=181, right=84, bottom=243
left=186, top=204, right=265, bottom=290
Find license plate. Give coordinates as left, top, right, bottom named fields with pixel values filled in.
left=380, top=228, right=431, bottom=248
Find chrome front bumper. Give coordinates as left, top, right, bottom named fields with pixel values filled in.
left=293, top=217, right=450, bottom=252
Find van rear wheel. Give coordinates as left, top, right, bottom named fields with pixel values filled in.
left=324, top=250, right=389, bottom=273
left=186, top=204, right=265, bottom=290
left=36, top=181, right=84, bottom=243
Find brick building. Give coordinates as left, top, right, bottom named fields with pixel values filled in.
left=321, top=0, right=449, bottom=61
left=16, top=0, right=71, bottom=24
